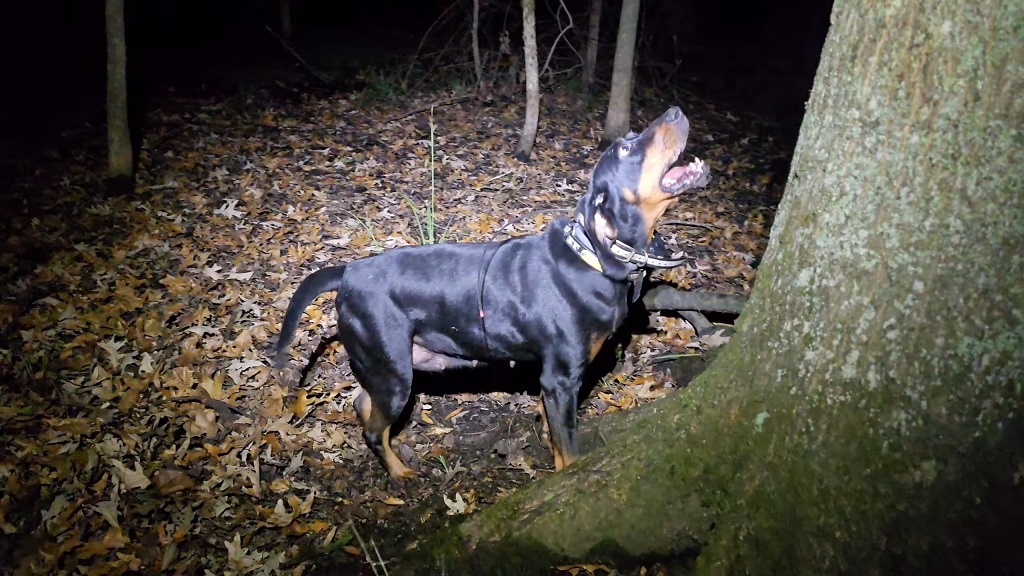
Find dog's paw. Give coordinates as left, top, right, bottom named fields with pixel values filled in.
left=387, top=462, right=419, bottom=481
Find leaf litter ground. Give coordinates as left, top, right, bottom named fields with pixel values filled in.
left=0, top=87, right=787, bottom=575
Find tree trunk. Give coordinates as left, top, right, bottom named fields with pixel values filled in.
left=471, top=0, right=483, bottom=92
left=105, top=0, right=132, bottom=189
left=397, top=0, right=1024, bottom=573
left=513, top=0, right=540, bottom=162
left=583, top=0, right=602, bottom=88
left=600, top=0, right=640, bottom=147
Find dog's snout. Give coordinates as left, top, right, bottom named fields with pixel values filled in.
left=661, top=106, right=688, bottom=136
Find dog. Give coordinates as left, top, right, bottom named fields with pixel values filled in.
left=271, top=106, right=710, bottom=479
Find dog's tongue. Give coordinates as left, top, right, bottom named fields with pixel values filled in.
left=663, top=165, right=690, bottom=184
left=662, top=157, right=710, bottom=190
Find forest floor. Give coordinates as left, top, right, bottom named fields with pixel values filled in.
left=0, top=85, right=787, bottom=575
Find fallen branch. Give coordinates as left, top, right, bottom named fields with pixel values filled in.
left=642, top=284, right=747, bottom=315
left=660, top=219, right=722, bottom=231
left=679, top=310, right=715, bottom=336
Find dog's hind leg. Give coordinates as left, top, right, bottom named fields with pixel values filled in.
left=350, top=356, right=417, bottom=480
left=353, top=389, right=416, bottom=479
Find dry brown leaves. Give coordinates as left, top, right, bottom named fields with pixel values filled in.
left=0, top=87, right=784, bottom=574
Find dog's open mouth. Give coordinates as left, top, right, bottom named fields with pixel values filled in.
left=661, top=157, right=710, bottom=194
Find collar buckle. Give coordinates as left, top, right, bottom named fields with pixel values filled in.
left=609, top=238, right=689, bottom=270
left=564, top=218, right=690, bottom=277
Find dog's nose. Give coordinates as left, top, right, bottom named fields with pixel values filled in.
left=663, top=106, right=688, bottom=134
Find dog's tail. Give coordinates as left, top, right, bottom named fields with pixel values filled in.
left=270, top=265, right=348, bottom=369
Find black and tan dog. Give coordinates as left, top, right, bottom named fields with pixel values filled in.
left=272, top=106, right=709, bottom=479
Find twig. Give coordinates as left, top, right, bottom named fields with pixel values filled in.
left=542, top=63, right=583, bottom=79
left=402, top=1, right=459, bottom=89
left=660, top=219, right=722, bottom=231
left=483, top=169, right=515, bottom=184
left=348, top=521, right=381, bottom=576
left=382, top=94, right=472, bottom=123
left=222, top=308, right=241, bottom=341
left=649, top=351, right=703, bottom=364
left=251, top=429, right=262, bottom=499
left=263, top=25, right=331, bottom=85
left=539, top=0, right=577, bottom=79
left=164, top=396, right=253, bottom=420
left=371, top=539, right=390, bottom=576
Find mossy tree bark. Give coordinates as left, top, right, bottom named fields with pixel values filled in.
left=398, top=0, right=1024, bottom=574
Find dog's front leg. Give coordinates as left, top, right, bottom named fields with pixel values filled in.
left=539, top=363, right=584, bottom=471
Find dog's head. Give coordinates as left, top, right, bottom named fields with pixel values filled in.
left=575, top=106, right=709, bottom=278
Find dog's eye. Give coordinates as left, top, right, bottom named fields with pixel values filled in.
left=617, top=142, right=632, bottom=158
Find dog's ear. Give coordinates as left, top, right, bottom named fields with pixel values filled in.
left=577, top=176, right=620, bottom=248
left=590, top=200, right=617, bottom=247
left=575, top=172, right=638, bottom=280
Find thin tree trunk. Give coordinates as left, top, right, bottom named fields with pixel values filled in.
left=105, top=0, right=132, bottom=189
left=583, top=0, right=602, bottom=87
left=601, top=0, right=640, bottom=147
left=279, top=0, right=292, bottom=41
left=472, top=0, right=483, bottom=92
left=396, top=0, right=1024, bottom=573
left=513, top=0, right=540, bottom=162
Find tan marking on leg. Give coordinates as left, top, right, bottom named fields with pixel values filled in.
left=355, top=388, right=416, bottom=480
left=553, top=444, right=566, bottom=471
left=589, top=332, right=609, bottom=362
left=380, top=426, right=417, bottom=480
left=555, top=446, right=574, bottom=471
left=537, top=395, right=551, bottom=449
left=354, top=388, right=372, bottom=423
left=540, top=392, right=574, bottom=471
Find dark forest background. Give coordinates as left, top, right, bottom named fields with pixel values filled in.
left=0, top=0, right=831, bottom=162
